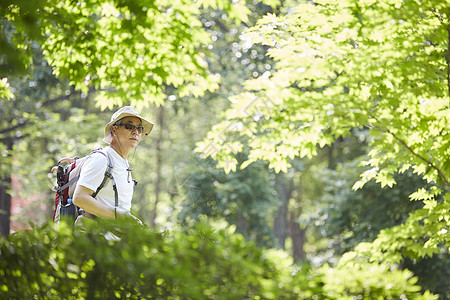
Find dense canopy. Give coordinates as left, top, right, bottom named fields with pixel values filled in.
left=1, top=0, right=449, bottom=298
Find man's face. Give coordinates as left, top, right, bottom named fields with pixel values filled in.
left=114, top=116, right=143, bottom=149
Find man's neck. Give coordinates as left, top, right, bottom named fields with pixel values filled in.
left=110, top=142, right=129, bottom=159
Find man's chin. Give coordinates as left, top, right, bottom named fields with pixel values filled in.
left=129, top=140, right=140, bottom=147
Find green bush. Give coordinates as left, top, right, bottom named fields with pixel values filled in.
left=0, top=220, right=435, bottom=299
left=321, top=252, right=437, bottom=300
left=0, top=220, right=312, bottom=299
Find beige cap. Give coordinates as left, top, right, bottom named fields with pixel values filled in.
left=103, top=106, right=154, bottom=144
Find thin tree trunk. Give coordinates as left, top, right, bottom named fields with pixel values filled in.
left=289, top=210, right=306, bottom=261
left=274, top=174, right=291, bottom=249
left=0, top=137, right=13, bottom=237
left=151, top=106, right=164, bottom=227
left=0, top=176, right=12, bottom=237
left=328, top=143, right=335, bottom=170
left=274, top=201, right=288, bottom=249
left=328, top=136, right=344, bottom=170
left=236, top=212, right=249, bottom=234
left=288, top=175, right=307, bottom=261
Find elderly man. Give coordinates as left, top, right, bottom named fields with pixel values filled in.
left=73, top=106, right=153, bottom=223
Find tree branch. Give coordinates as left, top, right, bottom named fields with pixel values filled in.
left=1, top=86, right=99, bottom=137
left=382, top=128, right=449, bottom=187
left=0, top=133, right=30, bottom=144
left=41, top=85, right=97, bottom=107
left=0, top=120, right=30, bottom=135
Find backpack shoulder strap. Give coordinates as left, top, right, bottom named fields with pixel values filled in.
left=90, top=148, right=113, bottom=199
left=90, top=148, right=119, bottom=208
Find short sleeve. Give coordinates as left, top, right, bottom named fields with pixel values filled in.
left=77, top=152, right=108, bottom=192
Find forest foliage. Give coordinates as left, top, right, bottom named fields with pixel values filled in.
left=0, top=220, right=436, bottom=299
left=0, top=0, right=449, bottom=298
left=197, top=0, right=450, bottom=271
left=1, top=0, right=257, bottom=106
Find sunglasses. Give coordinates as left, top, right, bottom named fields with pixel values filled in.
left=116, top=123, right=144, bottom=134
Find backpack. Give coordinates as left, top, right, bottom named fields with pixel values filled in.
left=52, top=148, right=117, bottom=223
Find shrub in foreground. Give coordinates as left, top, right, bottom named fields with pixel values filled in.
left=0, top=219, right=435, bottom=299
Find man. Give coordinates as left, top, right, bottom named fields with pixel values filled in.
left=73, top=106, right=153, bottom=223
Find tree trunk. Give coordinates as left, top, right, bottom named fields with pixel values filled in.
left=274, top=201, right=288, bottom=249
left=273, top=174, right=291, bottom=249
left=288, top=175, right=307, bottom=261
left=0, top=137, right=13, bottom=237
left=328, top=136, right=344, bottom=170
left=236, top=211, right=249, bottom=235
left=0, top=175, right=12, bottom=237
left=151, top=105, right=164, bottom=227
left=289, top=210, right=306, bottom=261
left=273, top=173, right=295, bottom=249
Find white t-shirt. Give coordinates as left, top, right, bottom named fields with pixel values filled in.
left=77, top=146, right=134, bottom=212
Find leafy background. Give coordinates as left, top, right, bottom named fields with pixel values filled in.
left=0, top=0, right=449, bottom=298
